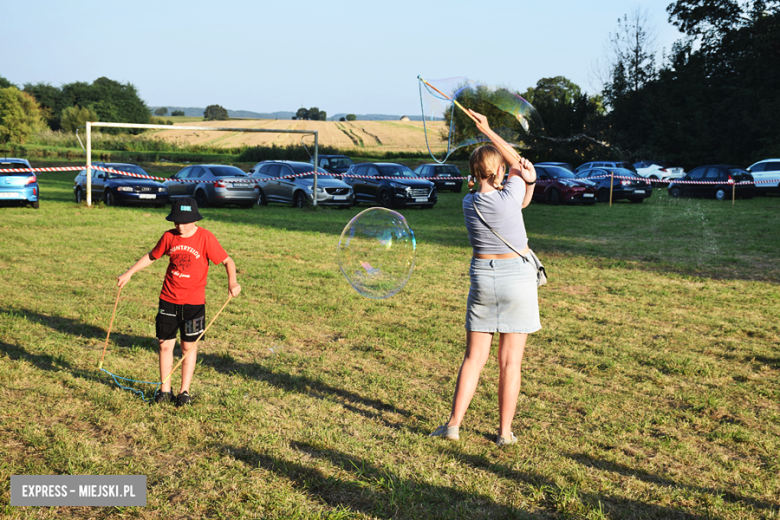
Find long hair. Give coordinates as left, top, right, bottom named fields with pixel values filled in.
left=468, top=145, right=504, bottom=192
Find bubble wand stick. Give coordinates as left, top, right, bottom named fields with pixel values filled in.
left=98, top=286, right=122, bottom=369
left=418, top=76, right=521, bottom=163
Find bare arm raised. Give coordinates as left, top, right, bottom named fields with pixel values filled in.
left=469, top=110, right=537, bottom=185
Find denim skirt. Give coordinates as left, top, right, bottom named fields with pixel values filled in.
left=465, top=256, right=541, bottom=334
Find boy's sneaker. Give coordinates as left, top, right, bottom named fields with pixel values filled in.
left=154, top=391, right=174, bottom=404
left=496, top=431, right=517, bottom=447
left=175, top=391, right=192, bottom=408
left=429, top=424, right=459, bottom=440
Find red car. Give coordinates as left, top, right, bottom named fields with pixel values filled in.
left=533, top=163, right=597, bottom=205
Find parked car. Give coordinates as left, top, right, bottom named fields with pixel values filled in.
left=668, top=165, right=755, bottom=200
left=165, top=164, right=258, bottom=208
left=413, top=163, right=464, bottom=192
left=73, top=162, right=167, bottom=207
left=248, top=161, right=354, bottom=208
left=308, top=154, right=355, bottom=176
left=575, top=167, right=653, bottom=203
left=633, top=160, right=685, bottom=181
left=746, top=159, right=780, bottom=195
left=343, top=162, right=437, bottom=208
left=536, top=161, right=574, bottom=172
left=0, top=158, right=39, bottom=209
left=575, top=161, right=638, bottom=174
left=533, top=164, right=596, bottom=204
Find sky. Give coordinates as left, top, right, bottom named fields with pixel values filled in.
left=1, top=0, right=685, bottom=117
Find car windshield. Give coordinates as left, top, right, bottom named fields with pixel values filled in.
left=378, top=165, right=417, bottom=177
left=546, top=166, right=576, bottom=179
left=329, top=157, right=354, bottom=168
left=210, top=166, right=248, bottom=178
left=0, top=162, right=31, bottom=175
left=105, top=164, right=147, bottom=178
left=435, top=165, right=460, bottom=176
left=290, top=164, right=332, bottom=179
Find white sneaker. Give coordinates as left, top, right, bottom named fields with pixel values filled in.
left=429, top=424, right=459, bottom=440
left=496, top=431, right=517, bottom=447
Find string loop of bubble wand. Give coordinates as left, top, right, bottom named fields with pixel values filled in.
left=418, top=75, right=522, bottom=164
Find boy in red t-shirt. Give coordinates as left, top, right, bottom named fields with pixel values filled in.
left=117, top=197, right=241, bottom=407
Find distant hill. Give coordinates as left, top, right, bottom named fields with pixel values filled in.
left=149, top=107, right=431, bottom=121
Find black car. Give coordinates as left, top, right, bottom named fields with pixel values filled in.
left=575, top=167, right=653, bottom=203
left=310, top=155, right=355, bottom=176
left=668, top=165, right=755, bottom=200
left=343, top=162, right=437, bottom=208
left=73, top=162, right=168, bottom=207
left=413, top=163, right=464, bottom=192
left=536, top=161, right=574, bottom=172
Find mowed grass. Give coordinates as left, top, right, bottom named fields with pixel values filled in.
left=0, top=166, right=779, bottom=519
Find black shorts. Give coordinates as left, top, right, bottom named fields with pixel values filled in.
left=155, top=299, right=206, bottom=342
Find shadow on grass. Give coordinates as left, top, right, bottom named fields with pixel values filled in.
left=444, top=447, right=713, bottom=519
left=200, top=353, right=427, bottom=435
left=222, top=440, right=550, bottom=519
left=564, top=451, right=780, bottom=514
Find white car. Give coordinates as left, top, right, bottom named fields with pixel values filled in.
left=633, top=160, right=685, bottom=181
left=746, top=159, right=780, bottom=194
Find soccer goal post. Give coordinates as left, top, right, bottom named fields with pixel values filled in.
left=84, top=121, right=319, bottom=206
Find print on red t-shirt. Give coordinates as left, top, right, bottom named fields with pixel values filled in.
left=150, top=227, right=228, bottom=305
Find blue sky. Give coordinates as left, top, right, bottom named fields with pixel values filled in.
left=1, top=0, right=683, bottom=116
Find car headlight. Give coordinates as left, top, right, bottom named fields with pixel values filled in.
left=559, top=180, right=576, bottom=187
left=389, top=182, right=408, bottom=190
left=116, top=186, right=133, bottom=192
left=158, top=187, right=167, bottom=192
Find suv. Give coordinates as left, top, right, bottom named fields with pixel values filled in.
left=248, top=160, right=354, bottom=208
left=343, top=162, right=436, bottom=208
left=73, top=162, right=168, bottom=207
left=413, top=163, right=463, bottom=192
left=746, top=159, right=780, bottom=195
left=310, top=155, right=355, bottom=176
left=575, top=161, right=637, bottom=174
left=0, top=158, right=39, bottom=209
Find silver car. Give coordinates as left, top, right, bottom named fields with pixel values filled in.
left=248, top=161, right=355, bottom=208
left=165, top=164, right=259, bottom=208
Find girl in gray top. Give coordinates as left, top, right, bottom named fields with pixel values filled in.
left=430, top=110, right=539, bottom=447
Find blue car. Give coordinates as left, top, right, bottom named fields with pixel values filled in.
left=0, top=158, right=39, bottom=209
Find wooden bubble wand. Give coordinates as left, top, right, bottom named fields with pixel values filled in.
left=98, top=286, right=123, bottom=370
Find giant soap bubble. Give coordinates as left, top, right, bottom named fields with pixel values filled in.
left=337, top=208, right=416, bottom=299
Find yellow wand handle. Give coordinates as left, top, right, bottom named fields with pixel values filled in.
left=98, top=286, right=123, bottom=369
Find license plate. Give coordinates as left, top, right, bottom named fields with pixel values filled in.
left=0, top=192, right=19, bottom=198
left=139, top=194, right=156, bottom=199
left=415, top=197, right=428, bottom=202
left=333, top=195, right=347, bottom=200
left=634, top=190, right=646, bottom=195
left=445, top=182, right=455, bottom=185
left=583, top=193, right=594, bottom=198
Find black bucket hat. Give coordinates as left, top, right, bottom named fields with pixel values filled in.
left=166, top=197, right=203, bottom=223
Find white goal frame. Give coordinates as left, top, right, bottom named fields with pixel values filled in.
left=84, top=121, right=319, bottom=206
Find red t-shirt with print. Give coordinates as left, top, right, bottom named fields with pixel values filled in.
left=150, top=227, right=228, bottom=305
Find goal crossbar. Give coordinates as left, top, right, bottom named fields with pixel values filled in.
left=85, top=121, right=319, bottom=206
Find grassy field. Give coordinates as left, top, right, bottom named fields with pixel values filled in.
left=1, top=165, right=779, bottom=519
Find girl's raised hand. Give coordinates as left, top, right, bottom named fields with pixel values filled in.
left=468, top=110, right=491, bottom=133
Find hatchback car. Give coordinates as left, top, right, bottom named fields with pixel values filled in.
left=248, top=161, right=354, bottom=208
left=0, top=158, right=39, bottom=209
left=534, top=164, right=596, bottom=204
left=746, top=159, right=780, bottom=195
left=344, top=162, right=437, bottom=208
left=668, top=165, right=755, bottom=200
left=309, top=155, right=355, bottom=176
left=575, top=168, right=653, bottom=203
left=73, top=162, right=168, bottom=207
left=413, top=163, right=464, bottom=192
left=165, top=164, right=258, bottom=208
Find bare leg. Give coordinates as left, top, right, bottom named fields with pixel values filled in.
left=158, top=339, right=176, bottom=393
left=497, top=332, right=528, bottom=438
left=446, top=331, right=493, bottom=427
left=178, top=340, right=198, bottom=394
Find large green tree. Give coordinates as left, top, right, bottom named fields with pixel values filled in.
left=204, top=105, right=229, bottom=120
left=0, top=87, right=46, bottom=143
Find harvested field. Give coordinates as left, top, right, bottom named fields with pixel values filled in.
left=149, top=119, right=449, bottom=153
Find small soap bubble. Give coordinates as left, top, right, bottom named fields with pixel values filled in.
left=337, top=208, right=416, bottom=299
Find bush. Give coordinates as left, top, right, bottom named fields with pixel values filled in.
left=171, top=110, right=185, bottom=116
left=346, top=114, right=356, bottom=121
left=0, top=87, right=46, bottom=143
left=154, top=107, right=168, bottom=116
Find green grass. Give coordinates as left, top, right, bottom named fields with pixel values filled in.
left=1, top=165, right=779, bottom=519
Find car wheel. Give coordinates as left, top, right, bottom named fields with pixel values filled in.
left=293, top=191, right=307, bottom=208
left=257, top=189, right=268, bottom=206
left=75, top=188, right=83, bottom=203
left=378, top=190, right=393, bottom=208
left=31, top=200, right=40, bottom=209
left=649, top=175, right=658, bottom=180
left=597, top=189, right=610, bottom=203
left=105, top=190, right=115, bottom=207
left=549, top=189, right=562, bottom=205
left=669, top=187, right=681, bottom=198
left=715, top=188, right=727, bottom=201
left=629, top=198, right=644, bottom=203
left=195, top=190, right=208, bottom=208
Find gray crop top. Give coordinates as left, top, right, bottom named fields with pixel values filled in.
left=463, top=176, right=528, bottom=254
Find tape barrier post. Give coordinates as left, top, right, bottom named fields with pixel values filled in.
left=86, top=122, right=92, bottom=207
left=732, top=181, right=736, bottom=205
left=313, top=131, right=319, bottom=207
left=609, top=172, right=614, bottom=207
